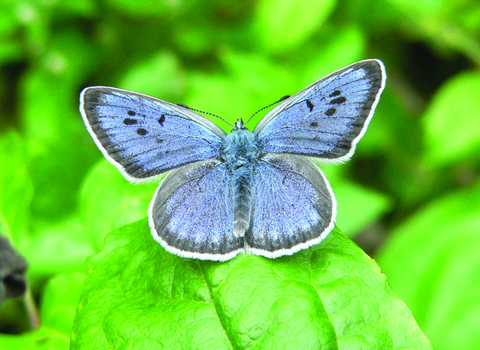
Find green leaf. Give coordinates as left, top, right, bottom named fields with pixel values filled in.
left=332, top=180, right=391, bottom=237
left=20, top=30, right=98, bottom=219
left=80, top=159, right=157, bottom=251
left=41, top=272, right=87, bottom=335
left=377, top=180, right=480, bottom=350
left=0, top=131, right=33, bottom=248
left=299, top=26, right=366, bottom=88
left=119, top=51, right=186, bottom=102
left=22, top=216, right=94, bottom=287
left=255, top=0, right=337, bottom=53
left=0, top=272, right=86, bottom=350
left=185, top=51, right=295, bottom=131
left=384, top=0, right=444, bottom=18
left=104, top=0, right=178, bottom=17
left=0, top=326, right=69, bottom=350
left=423, top=71, right=480, bottom=166
left=71, top=220, right=431, bottom=349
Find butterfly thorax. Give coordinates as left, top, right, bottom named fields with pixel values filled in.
left=222, top=121, right=258, bottom=238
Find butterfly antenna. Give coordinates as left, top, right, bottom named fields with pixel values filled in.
left=244, top=95, right=290, bottom=126
left=177, top=103, right=234, bottom=127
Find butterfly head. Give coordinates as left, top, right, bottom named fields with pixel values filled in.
left=234, top=119, right=247, bottom=130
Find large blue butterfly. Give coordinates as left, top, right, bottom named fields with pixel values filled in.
left=80, top=59, right=386, bottom=261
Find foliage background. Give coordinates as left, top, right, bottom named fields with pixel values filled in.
left=1, top=0, right=480, bottom=348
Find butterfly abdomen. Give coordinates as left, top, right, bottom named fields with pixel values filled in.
left=233, top=165, right=253, bottom=237
left=223, top=123, right=258, bottom=238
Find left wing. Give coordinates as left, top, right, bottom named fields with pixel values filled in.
left=254, top=60, right=386, bottom=162
left=80, top=87, right=226, bottom=182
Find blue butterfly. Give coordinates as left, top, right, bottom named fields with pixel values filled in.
left=80, top=59, right=386, bottom=261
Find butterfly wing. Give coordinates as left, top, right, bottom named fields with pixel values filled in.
left=149, top=159, right=244, bottom=261
left=80, top=87, right=226, bottom=182
left=246, top=154, right=336, bottom=258
left=254, top=59, right=386, bottom=162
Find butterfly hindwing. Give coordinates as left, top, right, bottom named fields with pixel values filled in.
left=80, top=87, right=226, bottom=182
left=246, top=154, right=336, bottom=258
left=254, top=59, right=386, bottom=162
left=148, top=159, right=244, bottom=261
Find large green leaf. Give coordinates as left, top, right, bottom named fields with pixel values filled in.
left=377, top=180, right=480, bottom=350
left=71, top=220, right=431, bottom=349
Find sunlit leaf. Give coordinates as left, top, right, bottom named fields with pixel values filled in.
left=71, top=220, right=431, bottom=349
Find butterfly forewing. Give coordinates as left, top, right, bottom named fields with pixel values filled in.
left=80, top=87, right=226, bottom=182
left=254, top=60, right=386, bottom=162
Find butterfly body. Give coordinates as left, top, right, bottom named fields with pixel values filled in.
left=222, top=120, right=258, bottom=237
left=80, top=59, right=386, bottom=261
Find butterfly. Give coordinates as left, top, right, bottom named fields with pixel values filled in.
left=80, top=59, right=386, bottom=261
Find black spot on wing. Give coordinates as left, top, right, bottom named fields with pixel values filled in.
left=325, top=108, right=336, bottom=116
left=137, top=128, right=148, bottom=135
left=329, top=90, right=341, bottom=97
left=306, top=99, right=314, bottom=112
left=158, top=114, right=165, bottom=126
left=329, top=96, right=347, bottom=104
left=310, top=121, right=318, bottom=127
left=124, top=118, right=138, bottom=125
left=128, top=110, right=136, bottom=116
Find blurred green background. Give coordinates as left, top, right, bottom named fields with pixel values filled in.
left=1, top=0, right=480, bottom=348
